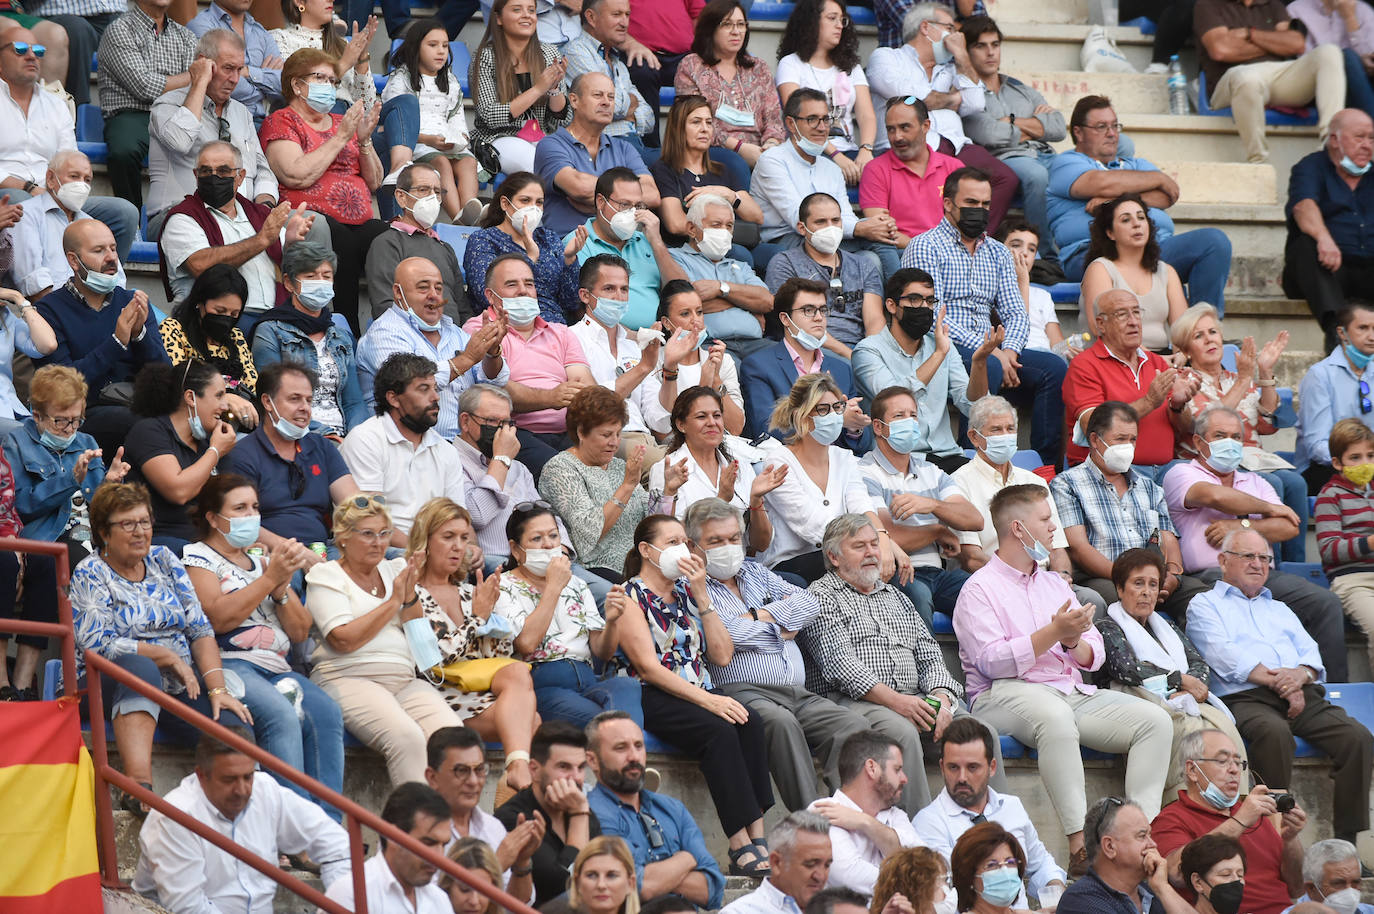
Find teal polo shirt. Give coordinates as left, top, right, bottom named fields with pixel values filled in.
left=571, top=219, right=662, bottom=330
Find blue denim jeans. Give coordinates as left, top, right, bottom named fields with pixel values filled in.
left=529, top=659, right=644, bottom=729
left=1261, top=466, right=1309, bottom=564
left=1003, top=150, right=1061, bottom=260
left=374, top=95, right=421, bottom=221
left=889, top=565, right=970, bottom=631
left=223, top=658, right=347, bottom=820
left=1342, top=48, right=1374, bottom=118
left=956, top=343, right=1068, bottom=465
left=92, top=652, right=250, bottom=731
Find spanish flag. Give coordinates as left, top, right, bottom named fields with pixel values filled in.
left=0, top=699, right=101, bottom=913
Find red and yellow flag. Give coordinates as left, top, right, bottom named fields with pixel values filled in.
left=0, top=699, right=101, bottom=913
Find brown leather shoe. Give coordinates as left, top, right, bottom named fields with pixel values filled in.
left=1067, top=847, right=1090, bottom=879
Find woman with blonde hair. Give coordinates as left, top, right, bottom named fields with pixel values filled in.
left=407, top=496, right=540, bottom=795
left=759, top=372, right=898, bottom=583
left=440, top=837, right=536, bottom=914
left=306, top=493, right=457, bottom=785
left=566, top=836, right=640, bottom=914
left=871, top=846, right=953, bottom=914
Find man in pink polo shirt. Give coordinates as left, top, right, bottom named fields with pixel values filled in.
left=465, top=252, right=594, bottom=475
left=953, top=483, right=1172, bottom=877
left=859, top=96, right=962, bottom=249
left=1161, top=403, right=1348, bottom=681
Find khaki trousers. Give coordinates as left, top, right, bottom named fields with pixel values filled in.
left=1209, top=44, right=1345, bottom=162
left=1109, top=683, right=1249, bottom=805
left=1330, top=571, right=1374, bottom=674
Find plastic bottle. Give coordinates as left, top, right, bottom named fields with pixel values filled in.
left=1053, top=332, right=1092, bottom=358
left=1167, top=55, right=1189, bottom=115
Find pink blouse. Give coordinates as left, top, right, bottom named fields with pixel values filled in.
left=675, top=53, right=786, bottom=150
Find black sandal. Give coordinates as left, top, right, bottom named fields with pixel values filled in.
left=114, top=782, right=153, bottom=818
left=728, top=844, right=771, bottom=878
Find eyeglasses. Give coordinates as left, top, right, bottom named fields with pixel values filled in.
left=638, top=810, right=666, bottom=849
left=449, top=762, right=490, bottom=781
left=810, top=402, right=844, bottom=416
left=1193, top=755, right=1249, bottom=771
left=216, top=116, right=232, bottom=142
left=110, top=518, right=153, bottom=533
left=2, top=42, right=46, bottom=58
left=352, top=527, right=395, bottom=543
left=287, top=461, right=306, bottom=500
left=1103, top=307, right=1143, bottom=323
left=898, top=293, right=938, bottom=308
left=194, top=165, right=241, bottom=179
left=1361, top=379, right=1371, bottom=415
left=792, top=304, right=829, bottom=318
left=405, top=185, right=447, bottom=198
left=1222, top=550, right=1274, bottom=566
left=821, top=11, right=851, bottom=26
left=38, top=413, right=84, bottom=432
left=349, top=494, right=389, bottom=509
left=514, top=500, right=552, bottom=512
left=604, top=198, right=645, bottom=214
left=1082, top=121, right=1123, bottom=133
left=793, top=113, right=839, bottom=128
left=468, top=415, right=515, bottom=429
left=718, top=18, right=748, bottom=32
left=303, top=73, right=341, bottom=87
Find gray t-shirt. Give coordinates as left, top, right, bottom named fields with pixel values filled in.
left=764, top=247, right=881, bottom=348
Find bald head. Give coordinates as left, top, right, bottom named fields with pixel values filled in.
left=571, top=71, right=615, bottom=129
left=0, top=27, right=41, bottom=87
left=1331, top=108, right=1372, bottom=138
left=392, top=257, right=446, bottom=326
left=63, top=219, right=113, bottom=255
left=1329, top=108, right=1374, bottom=175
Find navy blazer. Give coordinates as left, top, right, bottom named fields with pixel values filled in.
left=739, top=341, right=872, bottom=454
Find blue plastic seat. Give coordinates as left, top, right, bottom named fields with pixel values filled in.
left=436, top=223, right=480, bottom=264
left=76, top=104, right=109, bottom=165
left=1196, top=71, right=1317, bottom=126
left=659, top=86, right=676, bottom=108
left=1011, top=449, right=1046, bottom=471
left=846, top=5, right=875, bottom=25
left=1047, top=282, right=1081, bottom=304
left=930, top=612, right=954, bottom=634
left=1278, top=561, right=1327, bottom=586
left=749, top=1, right=796, bottom=19
left=381, top=40, right=471, bottom=95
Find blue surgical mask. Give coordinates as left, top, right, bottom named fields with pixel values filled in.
left=1015, top=521, right=1051, bottom=565
left=400, top=291, right=442, bottom=332
left=296, top=279, right=335, bottom=312
left=305, top=82, right=336, bottom=113
left=792, top=124, right=828, bottom=158
left=1191, top=760, right=1240, bottom=810
left=188, top=403, right=208, bottom=442
left=931, top=35, right=953, bottom=65
left=977, top=867, right=1023, bottom=907
left=979, top=432, right=1018, bottom=465
left=1203, top=438, right=1244, bottom=475
left=1345, top=341, right=1373, bottom=370
left=787, top=316, right=827, bottom=352
left=810, top=411, right=844, bottom=445
left=884, top=416, right=922, bottom=454
left=40, top=429, right=75, bottom=451
left=78, top=258, right=119, bottom=296
left=1341, top=155, right=1371, bottom=176
left=270, top=398, right=309, bottom=441
left=224, top=514, right=261, bottom=548
left=502, top=295, right=541, bottom=325
left=592, top=296, right=628, bottom=327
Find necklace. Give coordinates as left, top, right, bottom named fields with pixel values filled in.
left=342, top=560, right=382, bottom=596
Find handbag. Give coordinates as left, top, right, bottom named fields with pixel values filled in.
left=432, top=656, right=529, bottom=692
left=515, top=118, right=547, bottom=143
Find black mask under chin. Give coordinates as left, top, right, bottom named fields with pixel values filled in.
left=897, top=305, right=934, bottom=341
left=1203, top=880, right=1244, bottom=914
left=955, top=205, right=990, bottom=239
left=398, top=409, right=436, bottom=434
left=197, top=174, right=237, bottom=209
left=475, top=422, right=499, bottom=459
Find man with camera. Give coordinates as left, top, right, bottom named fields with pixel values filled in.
left=1150, top=728, right=1308, bottom=914
left=1183, top=529, right=1373, bottom=853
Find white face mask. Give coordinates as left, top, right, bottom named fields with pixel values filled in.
left=807, top=224, right=843, bottom=255
left=1318, top=887, right=1362, bottom=914
left=653, top=542, right=691, bottom=579
left=521, top=546, right=563, bottom=577
left=56, top=180, right=92, bottom=214
left=408, top=192, right=441, bottom=229
left=697, top=227, right=733, bottom=261
left=932, top=887, right=958, bottom=914
left=704, top=543, right=745, bottom=580
left=606, top=206, right=639, bottom=241
left=1097, top=440, right=1136, bottom=474
left=510, top=204, right=543, bottom=234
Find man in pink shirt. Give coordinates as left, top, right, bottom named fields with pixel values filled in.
left=953, top=483, right=1172, bottom=878
left=1161, top=403, right=1348, bottom=681
left=859, top=96, right=962, bottom=247
left=465, top=253, right=594, bottom=475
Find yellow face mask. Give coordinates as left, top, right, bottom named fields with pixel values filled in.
left=1342, top=463, right=1374, bottom=487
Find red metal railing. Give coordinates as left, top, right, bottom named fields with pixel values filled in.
left=0, top=536, right=540, bottom=914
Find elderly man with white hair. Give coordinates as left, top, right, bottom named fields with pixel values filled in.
left=800, top=512, right=1006, bottom=815
left=1186, top=527, right=1373, bottom=847
left=1287, top=839, right=1372, bottom=912
left=10, top=149, right=127, bottom=302
left=722, top=811, right=835, bottom=914
left=670, top=193, right=774, bottom=361
left=952, top=393, right=1106, bottom=612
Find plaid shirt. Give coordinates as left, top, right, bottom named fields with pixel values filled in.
left=28, top=0, right=127, bottom=16
left=705, top=561, right=822, bottom=687
left=902, top=218, right=1029, bottom=352
left=561, top=33, right=653, bottom=138
left=801, top=571, right=963, bottom=702
left=1049, top=458, right=1177, bottom=562
left=97, top=5, right=197, bottom=114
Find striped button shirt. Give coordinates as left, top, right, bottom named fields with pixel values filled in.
left=1315, top=474, right=1374, bottom=577
left=800, top=571, right=963, bottom=702
left=1049, top=458, right=1177, bottom=563
left=704, top=561, right=823, bottom=687
left=902, top=218, right=1029, bottom=352
left=97, top=6, right=197, bottom=115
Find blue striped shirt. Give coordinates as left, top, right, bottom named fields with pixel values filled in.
left=704, top=561, right=822, bottom=687
left=902, top=218, right=1029, bottom=352
left=1049, top=459, right=1178, bottom=563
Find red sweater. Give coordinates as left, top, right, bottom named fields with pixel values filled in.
left=1315, top=474, right=1374, bottom=577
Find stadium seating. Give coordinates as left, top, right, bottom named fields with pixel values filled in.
left=1195, top=70, right=1317, bottom=126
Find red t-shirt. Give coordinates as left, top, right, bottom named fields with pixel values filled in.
left=1062, top=339, right=1177, bottom=466
left=628, top=0, right=707, bottom=55
left=1151, top=791, right=1292, bottom=914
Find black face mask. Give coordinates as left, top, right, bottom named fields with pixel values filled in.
left=197, top=174, right=237, bottom=209
left=1204, top=880, right=1244, bottom=914
left=475, top=422, right=499, bottom=459
left=897, top=305, right=934, bottom=341
left=398, top=408, right=436, bottom=434
left=201, top=312, right=238, bottom=343
left=956, top=205, right=990, bottom=239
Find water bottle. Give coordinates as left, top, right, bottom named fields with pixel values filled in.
left=1053, top=332, right=1092, bottom=358
left=1167, top=55, right=1189, bottom=115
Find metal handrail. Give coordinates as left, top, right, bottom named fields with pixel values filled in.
left=0, top=535, right=539, bottom=914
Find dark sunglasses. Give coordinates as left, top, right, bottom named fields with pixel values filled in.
left=3, top=42, right=46, bottom=58
left=1361, top=379, right=1371, bottom=415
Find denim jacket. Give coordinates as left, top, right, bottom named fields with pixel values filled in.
left=249, top=319, right=368, bottom=434
left=3, top=419, right=107, bottom=542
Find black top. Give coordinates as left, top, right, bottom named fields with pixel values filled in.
left=123, top=414, right=204, bottom=544
left=495, top=786, right=602, bottom=907
left=649, top=158, right=744, bottom=247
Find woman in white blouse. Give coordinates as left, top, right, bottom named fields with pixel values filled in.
left=270, top=0, right=377, bottom=109
left=305, top=494, right=459, bottom=785
left=655, top=279, right=745, bottom=437
left=760, top=373, right=904, bottom=582
left=650, top=386, right=786, bottom=553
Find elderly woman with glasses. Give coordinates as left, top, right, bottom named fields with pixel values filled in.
left=305, top=492, right=460, bottom=785
left=70, top=482, right=252, bottom=814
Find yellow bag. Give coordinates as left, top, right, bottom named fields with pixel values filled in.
left=433, top=657, right=529, bottom=692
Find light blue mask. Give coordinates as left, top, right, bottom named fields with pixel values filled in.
left=404, top=616, right=444, bottom=672
left=188, top=403, right=208, bottom=442
left=296, top=280, right=335, bottom=312
left=224, top=514, right=261, bottom=548
left=977, top=867, right=1023, bottom=907
left=810, top=411, right=844, bottom=445
left=79, top=259, right=120, bottom=296
left=1191, top=761, right=1240, bottom=810
left=793, top=126, right=828, bottom=158
left=592, top=296, right=628, bottom=327
left=788, top=320, right=827, bottom=352
left=931, top=35, right=953, bottom=65
left=1015, top=521, right=1051, bottom=565
left=1203, top=438, right=1244, bottom=475
left=502, top=295, right=541, bottom=325
left=979, top=432, right=1018, bottom=465
left=1346, top=341, right=1373, bottom=370
left=40, top=429, right=75, bottom=451
left=270, top=399, right=309, bottom=441
left=305, top=83, right=336, bottom=113
left=1341, top=155, right=1371, bottom=176
left=884, top=417, right=922, bottom=454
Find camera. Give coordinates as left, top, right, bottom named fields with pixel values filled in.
left=1274, top=793, right=1296, bottom=813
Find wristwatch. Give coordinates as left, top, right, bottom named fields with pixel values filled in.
left=492, top=455, right=513, bottom=468
left=1239, top=518, right=1252, bottom=529
left=719, top=281, right=732, bottom=297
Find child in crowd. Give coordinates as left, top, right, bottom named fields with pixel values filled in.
left=382, top=18, right=482, bottom=225
left=995, top=221, right=1084, bottom=360
left=1315, top=417, right=1374, bottom=674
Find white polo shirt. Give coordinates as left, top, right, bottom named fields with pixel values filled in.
left=339, top=414, right=468, bottom=535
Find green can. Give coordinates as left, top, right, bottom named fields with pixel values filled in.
left=924, top=695, right=942, bottom=714
left=246, top=546, right=265, bottom=558
left=310, top=542, right=327, bottom=558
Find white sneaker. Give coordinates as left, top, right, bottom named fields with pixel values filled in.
left=1144, top=62, right=1168, bottom=75
left=381, top=164, right=411, bottom=186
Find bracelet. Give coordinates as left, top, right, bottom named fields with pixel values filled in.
left=733, top=138, right=744, bottom=152
left=662, top=369, right=679, bottom=381
left=1060, top=639, right=1080, bottom=651
left=207, top=445, right=221, bottom=461
left=1256, top=377, right=1277, bottom=387
left=750, top=500, right=764, bottom=510
left=271, top=592, right=289, bottom=605
left=208, top=687, right=230, bottom=696
left=611, top=494, right=628, bottom=509
left=566, top=810, right=590, bottom=817
left=202, top=667, right=223, bottom=677
left=1168, top=401, right=1185, bottom=413
left=511, top=864, right=534, bottom=876
left=400, top=595, right=419, bottom=609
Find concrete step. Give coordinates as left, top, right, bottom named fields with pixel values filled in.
left=1000, top=23, right=1155, bottom=72
left=1022, top=69, right=1169, bottom=115
left=1152, top=159, right=1278, bottom=206
left=987, top=0, right=1094, bottom=25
